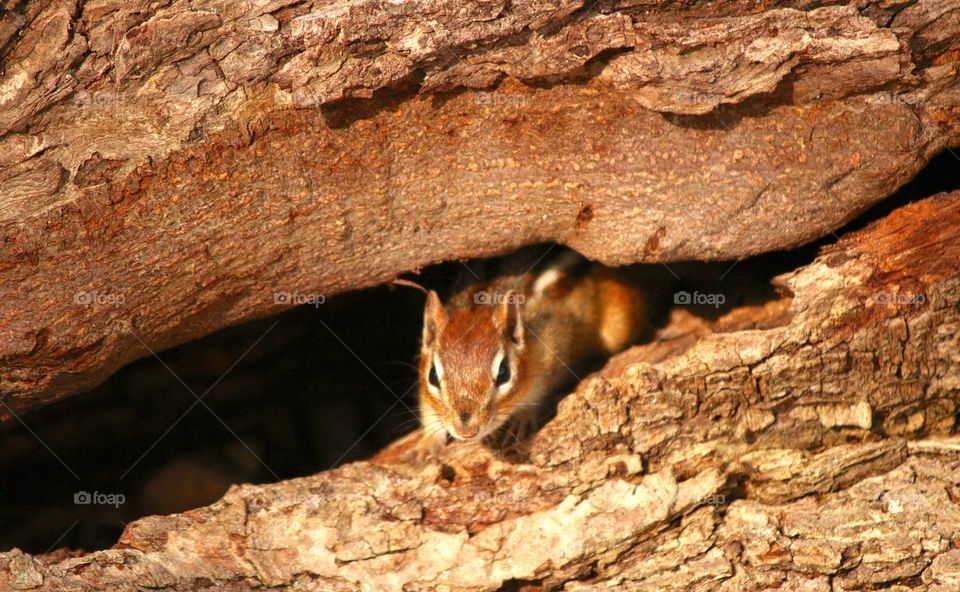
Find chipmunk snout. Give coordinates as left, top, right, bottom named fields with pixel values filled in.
left=452, top=409, right=480, bottom=438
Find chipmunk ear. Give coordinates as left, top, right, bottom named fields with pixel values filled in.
left=494, top=290, right=524, bottom=346
left=423, top=290, right=446, bottom=348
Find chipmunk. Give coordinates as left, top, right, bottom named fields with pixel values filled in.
left=412, top=248, right=649, bottom=459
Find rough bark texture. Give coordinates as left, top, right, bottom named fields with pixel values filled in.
left=3, top=0, right=960, bottom=587
left=2, top=0, right=960, bottom=412
left=1, top=191, right=958, bottom=590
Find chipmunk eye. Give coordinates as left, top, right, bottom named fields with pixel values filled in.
left=428, top=363, right=440, bottom=388
left=495, top=356, right=511, bottom=386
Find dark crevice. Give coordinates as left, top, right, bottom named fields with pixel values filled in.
left=318, top=68, right=426, bottom=130
left=496, top=578, right=545, bottom=592
left=828, top=149, right=960, bottom=235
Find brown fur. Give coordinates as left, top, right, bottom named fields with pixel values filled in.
left=413, top=255, right=648, bottom=458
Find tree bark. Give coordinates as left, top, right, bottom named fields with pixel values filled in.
left=2, top=0, right=960, bottom=413
left=1, top=191, right=958, bottom=590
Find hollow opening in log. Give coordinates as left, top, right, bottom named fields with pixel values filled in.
left=1, top=149, right=958, bottom=556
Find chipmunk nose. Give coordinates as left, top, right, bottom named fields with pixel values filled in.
left=455, top=411, right=479, bottom=438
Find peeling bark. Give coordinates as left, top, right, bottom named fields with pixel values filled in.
left=1, top=192, right=957, bottom=590
left=2, top=0, right=960, bottom=412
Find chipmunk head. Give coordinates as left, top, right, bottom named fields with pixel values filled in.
left=420, top=289, right=526, bottom=440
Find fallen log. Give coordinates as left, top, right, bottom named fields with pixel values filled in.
left=1, top=191, right=956, bottom=591
left=2, top=0, right=960, bottom=413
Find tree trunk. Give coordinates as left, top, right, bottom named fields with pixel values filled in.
left=2, top=0, right=959, bottom=413
left=2, top=191, right=959, bottom=589
left=2, top=0, right=960, bottom=589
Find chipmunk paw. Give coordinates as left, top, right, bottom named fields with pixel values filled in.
left=407, top=430, right=448, bottom=463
